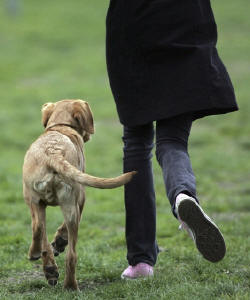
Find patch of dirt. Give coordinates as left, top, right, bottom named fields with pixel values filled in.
left=2, top=265, right=44, bottom=285
left=78, top=277, right=120, bottom=291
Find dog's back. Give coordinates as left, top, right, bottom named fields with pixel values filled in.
left=23, top=131, right=81, bottom=205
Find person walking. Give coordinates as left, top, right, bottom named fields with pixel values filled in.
left=106, top=0, right=238, bottom=279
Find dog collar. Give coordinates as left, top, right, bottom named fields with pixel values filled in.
left=46, top=123, right=78, bottom=132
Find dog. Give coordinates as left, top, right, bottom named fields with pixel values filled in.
left=23, top=99, right=136, bottom=290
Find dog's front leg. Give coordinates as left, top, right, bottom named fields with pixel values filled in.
left=51, top=222, right=68, bottom=256
left=60, top=203, right=80, bottom=290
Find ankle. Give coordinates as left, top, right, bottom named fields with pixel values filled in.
left=175, top=193, right=196, bottom=215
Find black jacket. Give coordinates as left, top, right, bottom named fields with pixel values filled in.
left=106, top=0, right=238, bottom=126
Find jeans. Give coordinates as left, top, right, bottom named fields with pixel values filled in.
left=122, top=114, right=197, bottom=266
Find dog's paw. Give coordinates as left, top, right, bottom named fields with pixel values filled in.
left=29, top=254, right=41, bottom=261
left=44, top=265, right=59, bottom=286
left=28, top=248, right=41, bottom=261
left=51, top=236, right=68, bottom=256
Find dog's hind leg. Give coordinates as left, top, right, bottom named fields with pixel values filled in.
left=51, top=190, right=85, bottom=257
left=28, top=201, right=44, bottom=261
left=24, top=188, right=42, bottom=261
left=29, top=202, right=59, bottom=286
left=60, top=201, right=80, bottom=290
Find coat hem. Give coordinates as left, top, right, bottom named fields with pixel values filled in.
left=118, top=106, right=239, bottom=127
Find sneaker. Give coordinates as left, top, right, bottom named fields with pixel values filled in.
left=175, top=193, right=226, bottom=263
left=121, top=263, right=154, bottom=279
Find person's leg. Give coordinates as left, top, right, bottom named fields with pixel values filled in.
left=156, top=114, right=226, bottom=262
left=122, top=122, right=158, bottom=269
left=156, top=114, right=197, bottom=216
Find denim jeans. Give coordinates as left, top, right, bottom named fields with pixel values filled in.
left=122, top=114, right=197, bottom=266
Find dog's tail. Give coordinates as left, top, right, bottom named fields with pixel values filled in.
left=47, top=155, right=136, bottom=189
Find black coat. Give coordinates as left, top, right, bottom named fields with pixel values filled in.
left=106, top=0, right=238, bottom=126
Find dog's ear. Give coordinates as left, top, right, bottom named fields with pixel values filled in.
left=41, top=102, right=55, bottom=128
left=73, top=100, right=95, bottom=135
left=83, top=133, right=91, bottom=143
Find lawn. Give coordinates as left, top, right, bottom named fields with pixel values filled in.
left=0, top=0, right=250, bottom=299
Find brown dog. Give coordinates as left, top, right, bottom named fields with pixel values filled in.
left=23, top=99, right=135, bottom=290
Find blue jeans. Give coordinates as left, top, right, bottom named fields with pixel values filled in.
left=123, top=114, right=197, bottom=266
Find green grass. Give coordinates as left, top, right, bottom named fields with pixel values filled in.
left=0, top=0, right=250, bottom=299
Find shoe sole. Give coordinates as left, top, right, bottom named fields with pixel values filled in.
left=121, top=275, right=137, bottom=280
left=121, top=274, right=153, bottom=280
left=178, top=199, right=226, bottom=263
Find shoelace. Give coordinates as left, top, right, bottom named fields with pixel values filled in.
left=178, top=220, right=195, bottom=241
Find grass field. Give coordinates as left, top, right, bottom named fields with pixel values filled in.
left=0, top=0, right=250, bottom=299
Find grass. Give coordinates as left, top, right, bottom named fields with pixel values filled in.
left=0, top=0, right=250, bottom=299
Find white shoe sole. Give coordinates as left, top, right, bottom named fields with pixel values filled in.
left=178, top=199, right=226, bottom=262
left=121, top=274, right=153, bottom=280
left=121, top=274, right=136, bottom=280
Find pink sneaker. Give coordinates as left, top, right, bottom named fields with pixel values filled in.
left=121, top=263, right=154, bottom=279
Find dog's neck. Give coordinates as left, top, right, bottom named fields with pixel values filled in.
left=46, top=123, right=78, bottom=132
left=45, top=124, right=84, bottom=149
left=45, top=124, right=85, bottom=170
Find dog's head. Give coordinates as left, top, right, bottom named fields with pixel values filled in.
left=42, top=99, right=94, bottom=142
